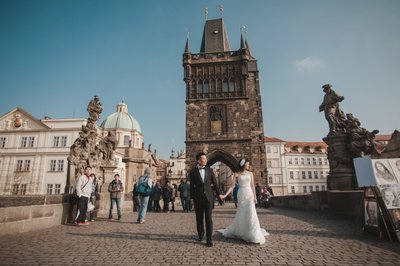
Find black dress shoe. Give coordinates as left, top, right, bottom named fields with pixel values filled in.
left=196, top=236, right=203, bottom=241
left=206, top=241, right=213, bottom=247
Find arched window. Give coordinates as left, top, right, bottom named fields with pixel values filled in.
left=223, top=79, right=229, bottom=92
left=197, top=80, right=203, bottom=93
left=203, top=80, right=209, bottom=93
left=229, top=79, right=235, bottom=92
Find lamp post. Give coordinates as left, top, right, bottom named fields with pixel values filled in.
left=167, top=161, right=174, bottom=183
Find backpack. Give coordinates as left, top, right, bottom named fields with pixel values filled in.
left=136, top=176, right=152, bottom=196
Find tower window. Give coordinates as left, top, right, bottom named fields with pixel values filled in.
left=197, top=81, right=203, bottom=93
left=223, top=80, right=229, bottom=92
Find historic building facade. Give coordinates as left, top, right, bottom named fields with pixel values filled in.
left=265, top=137, right=330, bottom=196
left=183, top=17, right=267, bottom=183
left=0, top=108, right=86, bottom=195
left=0, top=101, right=159, bottom=196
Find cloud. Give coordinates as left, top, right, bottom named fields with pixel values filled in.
left=294, top=57, right=324, bottom=72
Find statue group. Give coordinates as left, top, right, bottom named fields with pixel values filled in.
left=319, top=84, right=379, bottom=158
left=67, top=96, right=117, bottom=192
left=319, top=84, right=379, bottom=189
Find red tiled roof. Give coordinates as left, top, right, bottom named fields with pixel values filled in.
left=264, top=136, right=285, bottom=142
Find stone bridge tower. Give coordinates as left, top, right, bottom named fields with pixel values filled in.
left=183, top=17, right=267, bottom=184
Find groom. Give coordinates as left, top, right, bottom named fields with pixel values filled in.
left=189, top=152, right=223, bottom=247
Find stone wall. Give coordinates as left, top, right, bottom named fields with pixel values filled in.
left=271, top=190, right=363, bottom=218
left=0, top=195, right=70, bottom=235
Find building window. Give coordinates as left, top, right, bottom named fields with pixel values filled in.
left=302, top=171, right=306, bottom=179
left=291, top=186, right=295, bottom=194
left=47, top=184, right=54, bottom=195
left=320, top=171, right=324, bottom=178
left=197, top=80, right=203, bottom=93
left=318, top=158, right=322, bottom=165
left=124, top=136, right=130, bottom=146
left=16, top=160, right=23, bottom=171
left=303, top=186, right=307, bottom=193
left=301, top=158, right=304, bottom=165
left=309, top=186, right=313, bottom=192
left=28, top=137, right=35, bottom=147
left=57, top=160, right=64, bottom=171
left=12, top=184, right=26, bottom=195
left=266, top=146, right=271, bottom=153
left=273, top=146, right=278, bottom=153
left=223, top=80, right=229, bottom=92
left=288, top=158, right=292, bottom=165
left=228, top=79, right=235, bottom=92
left=315, top=186, right=319, bottom=191
left=312, top=158, right=317, bottom=165
left=267, top=160, right=272, bottom=168
left=24, top=160, right=31, bottom=171
left=308, top=171, right=312, bottom=179
left=268, top=176, right=273, bottom=184
left=289, top=171, right=294, bottom=179
left=294, top=158, right=298, bottom=165
left=50, top=160, right=56, bottom=171
left=0, top=137, right=6, bottom=148
left=204, top=80, right=210, bottom=93
left=314, top=171, right=318, bottom=179
left=307, top=158, right=311, bottom=165
left=54, top=184, right=61, bottom=194
left=324, top=158, right=328, bottom=165
left=296, top=171, right=300, bottom=179
left=61, top=136, right=67, bottom=147
left=21, top=137, right=27, bottom=147
left=322, top=185, right=326, bottom=191
left=53, top=136, right=60, bottom=147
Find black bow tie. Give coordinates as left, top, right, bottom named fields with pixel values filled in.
left=198, top=166, right=205, bottom=170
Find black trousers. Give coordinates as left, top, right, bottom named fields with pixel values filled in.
left=194, top=194, right=213, bottom=241
left=76, top=196, right=89, bottom=223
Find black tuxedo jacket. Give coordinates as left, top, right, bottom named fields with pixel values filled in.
left=189, top=166, right=220, bottom=203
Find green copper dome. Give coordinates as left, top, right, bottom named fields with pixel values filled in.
left=100, top=101, right=141, bottom=133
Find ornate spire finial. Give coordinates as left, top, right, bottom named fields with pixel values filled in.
left=240, top=25, right=247, bottom=38
left=205, top=7, right=208, bottom=20
left=219, top=4, right=224, bottom=18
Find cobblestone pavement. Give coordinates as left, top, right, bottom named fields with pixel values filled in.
left=1, top=203, right=400, bottom=265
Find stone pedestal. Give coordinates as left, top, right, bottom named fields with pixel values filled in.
left=98, top=165, right=118, bottom=215
left=324, top=133, right=356, bottom=190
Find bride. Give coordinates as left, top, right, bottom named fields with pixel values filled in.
left=219, top=159, right=269, bottom=244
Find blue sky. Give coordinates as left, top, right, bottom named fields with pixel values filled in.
left=1, top=0, right=399, bottom=159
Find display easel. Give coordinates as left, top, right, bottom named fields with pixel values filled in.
left=371, top=187, right=399, bottom=242
left=362, top=186, right=399, bottom=242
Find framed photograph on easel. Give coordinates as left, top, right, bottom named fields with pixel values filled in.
left=364, top=198, right=379, bottom=228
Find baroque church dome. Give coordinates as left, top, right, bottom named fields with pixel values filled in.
left=100, top=101, right=141, bottom=133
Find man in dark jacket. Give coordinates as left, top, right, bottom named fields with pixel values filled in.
left=189, top=152, right=223, bottom=247
left=178, top=179, right=189, bottom=212
left=108, top=173, right=124, bottom=220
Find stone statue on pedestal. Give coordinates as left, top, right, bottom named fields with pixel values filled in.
left=319, top=84, right=379, bottom=190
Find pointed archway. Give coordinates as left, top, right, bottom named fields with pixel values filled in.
left=206, top=149, right=239, bottom=173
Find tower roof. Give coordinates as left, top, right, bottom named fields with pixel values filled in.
left=200, top=18, right=231, bottom=53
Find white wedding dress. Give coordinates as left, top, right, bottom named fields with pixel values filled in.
left=218, top=173, right=269, bottom=244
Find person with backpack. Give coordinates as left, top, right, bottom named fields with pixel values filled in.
left=136, top=167, right=153, bottom=224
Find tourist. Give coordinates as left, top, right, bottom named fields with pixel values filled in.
left=108, top=173, right=124, bottom=220
left=152, top=181, right=162, bottom=212
left=178, top=179, right=189, bottom=212
left=136, top=167, right=153, bottom=224
left=74, top=166, right=93, bottom=226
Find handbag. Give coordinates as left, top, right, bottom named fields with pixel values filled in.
left=87, top=201, right=95, bottom=212
left=136, top=176, right=152, bottom=196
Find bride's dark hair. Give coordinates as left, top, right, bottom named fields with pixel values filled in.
left=238, top=158, right=249, bottom=171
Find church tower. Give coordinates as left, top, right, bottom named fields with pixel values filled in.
left=183, top=15, right=267, bottom=184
